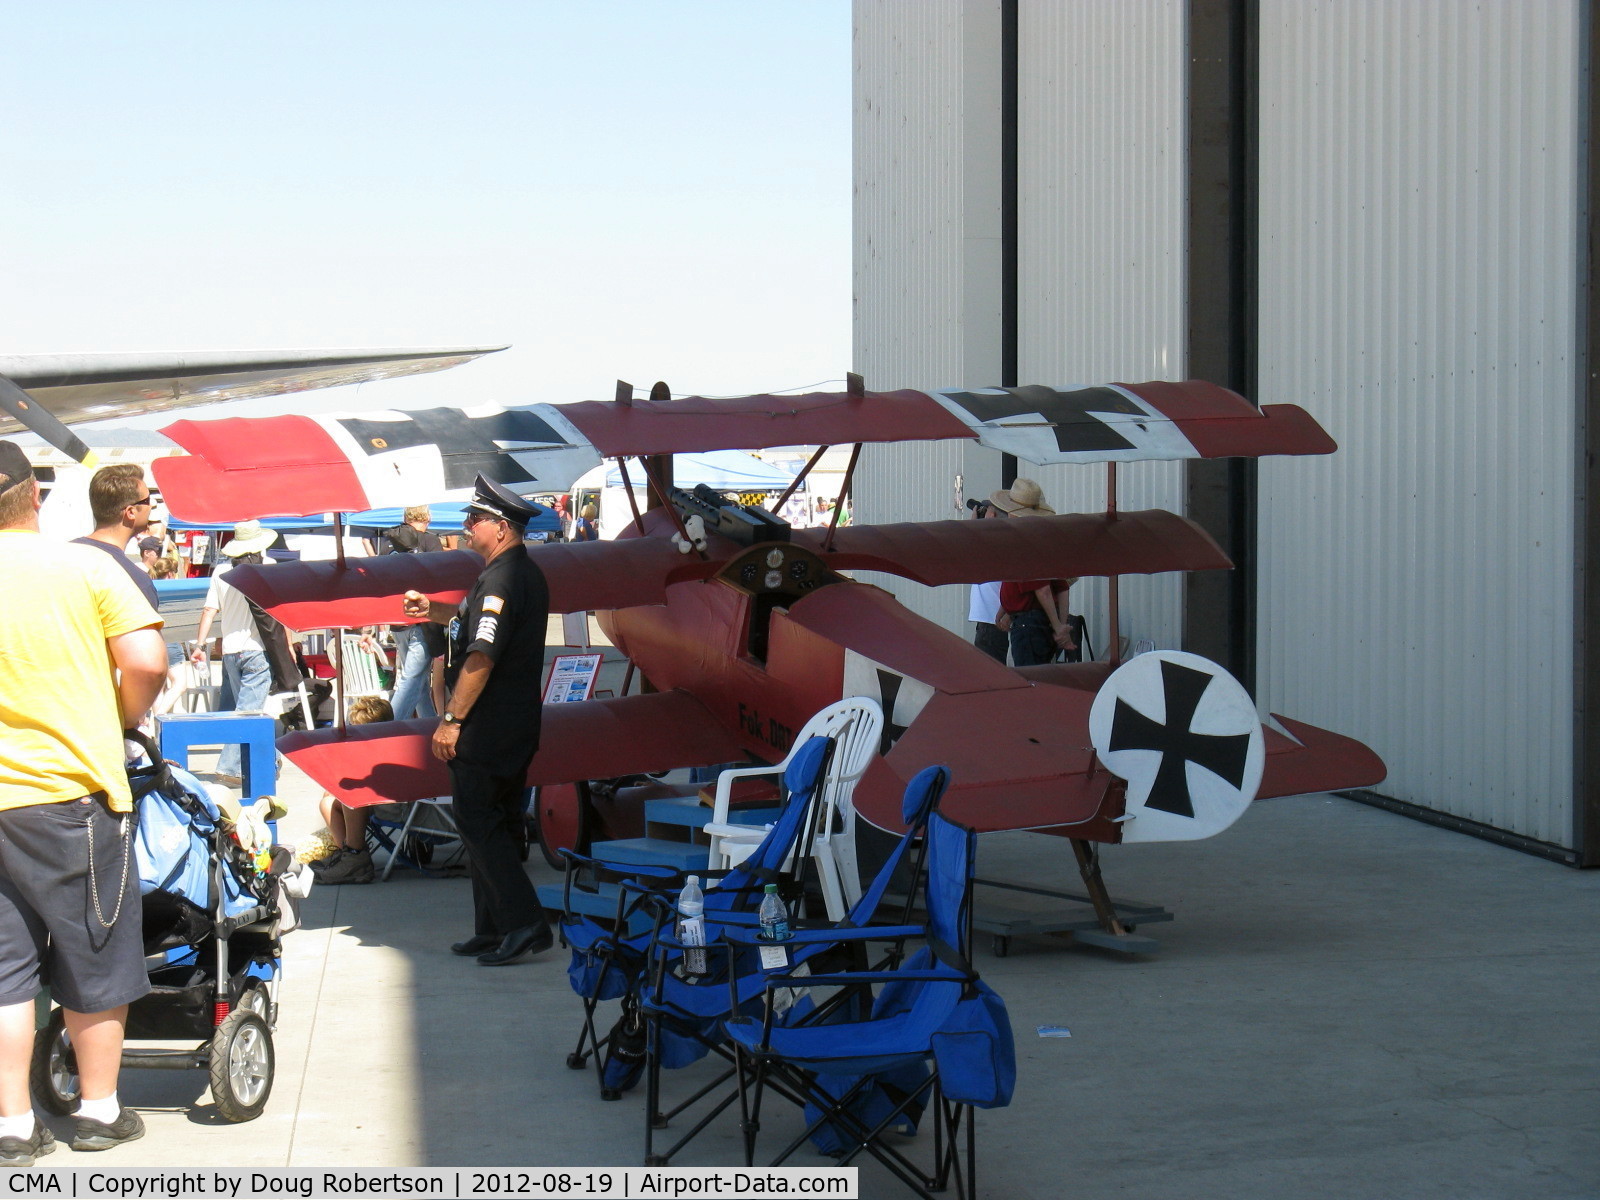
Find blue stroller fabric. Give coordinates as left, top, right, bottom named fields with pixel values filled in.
left=125, top=731, right=265, bottom=924
left=134, top=764, right=220, bottom=906
left=134, top=763, right=261, bottom=920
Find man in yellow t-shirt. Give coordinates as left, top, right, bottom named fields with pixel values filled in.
left=0, top=442, right=166, bottom=1163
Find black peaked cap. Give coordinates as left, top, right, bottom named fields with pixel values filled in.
left=466, top=474, right=545, bottom=528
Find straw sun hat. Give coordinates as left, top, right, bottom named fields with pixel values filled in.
left=988, top=478, right=1055, bottom=516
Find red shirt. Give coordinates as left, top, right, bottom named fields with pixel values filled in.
left=999, top=579, right=1051, bottom=613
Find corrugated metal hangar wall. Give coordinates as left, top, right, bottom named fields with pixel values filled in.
left=852, top=0, right=1596, bottom=864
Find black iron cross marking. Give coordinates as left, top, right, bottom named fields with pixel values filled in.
left=875, top=669, right=912, bottom=756
left=336, top=407, right=573, bottom=489
left=941, top=386, right=1152, bottom=454
left=1108, top=660, right=1251, bottom=818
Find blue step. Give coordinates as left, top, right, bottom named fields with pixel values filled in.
left=586, top=837, right=710, bottom=872
left=536, top=882, right=656, bottom=935
left=644, top=797, right=784, bottom=832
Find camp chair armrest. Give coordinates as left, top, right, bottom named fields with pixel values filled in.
left=563, top=852, right=680, bottom=882
left=723, top=922, right=923, bottom=947
left=760, top=967, right=965, bottom=988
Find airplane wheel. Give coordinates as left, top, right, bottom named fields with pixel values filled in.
left=535, top=781, right=594, bottom=870
left=30, top=1008, right=78, bottom=1116
left=991, top=936, right=1009, bottom=958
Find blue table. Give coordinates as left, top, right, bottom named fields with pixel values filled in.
left=156, top=712, right=277, bottom=801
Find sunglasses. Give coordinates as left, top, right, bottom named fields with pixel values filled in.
left=462, top=511, right=501, bottom=529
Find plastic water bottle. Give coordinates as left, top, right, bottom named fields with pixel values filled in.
left=758, top=883, right=790, bottom=942
left=677, top=876, right=707, bottom=976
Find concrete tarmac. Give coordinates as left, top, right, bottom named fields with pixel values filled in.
left=54, top=760, right=1599, bottom=1197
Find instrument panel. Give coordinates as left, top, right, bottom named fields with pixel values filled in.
left=720, top=542, right=837, bottom=602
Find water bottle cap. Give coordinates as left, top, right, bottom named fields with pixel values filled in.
left=687, top=876, right=699, bottom=887
left=763, top=883, right=778, bottom=893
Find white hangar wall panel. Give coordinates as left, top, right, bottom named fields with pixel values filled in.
left=853, top=0, right=1003, bottom=631
left=1016, top=0, right=1187, bottom=655
left=1256, top=1, right=1580, bottom=846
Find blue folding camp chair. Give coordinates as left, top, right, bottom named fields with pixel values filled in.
left=552, top=736, right=838, bottom=1106
left=639, top=761, right=951, bottom=1167
left=722, top=809, right=1015, bottom=1200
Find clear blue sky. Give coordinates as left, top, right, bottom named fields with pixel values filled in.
left=0, top=1, right=852, bottom=423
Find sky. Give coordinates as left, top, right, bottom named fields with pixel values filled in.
left=0, top=1, right=852, bottom=427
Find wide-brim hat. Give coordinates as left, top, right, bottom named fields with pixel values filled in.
left=465, top=474, right=546, bottom=528
left=222, top=519, right=279, bottom=556
left=990, top=478, right=1055, bottom=516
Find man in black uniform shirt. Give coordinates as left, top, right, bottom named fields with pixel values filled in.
left=402, top=475, right=554, bottom=966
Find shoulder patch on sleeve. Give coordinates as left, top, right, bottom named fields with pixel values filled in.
left=482, top=595, right=505, bottom=614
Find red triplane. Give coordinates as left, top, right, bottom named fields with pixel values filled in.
left=151, top=377, right=1385, bottom=944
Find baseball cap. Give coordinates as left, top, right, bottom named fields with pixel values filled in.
left=0, top=441, right=33, bottom=491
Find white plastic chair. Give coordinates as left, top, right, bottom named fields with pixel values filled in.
left=261, top=681, right=315, bottom=728
left=336, top=633, right=390, bottom=710
left=167, top=645, right=220, bottom=714
left=704, top=696, right=884, bottom=922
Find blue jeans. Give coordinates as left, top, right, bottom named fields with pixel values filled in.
left=389, top=626, right=437, bottom=720
left=1007, top=610, right=1056, bottom=667
left=218, top=650, right=271, bottom=776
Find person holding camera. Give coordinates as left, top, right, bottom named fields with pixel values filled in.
left=965, top=497, right=1008, bottom=663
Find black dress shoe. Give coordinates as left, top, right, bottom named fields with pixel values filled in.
left=478, top=923, right=554, bottom=966
left=450, top=934, right=501, bottom=957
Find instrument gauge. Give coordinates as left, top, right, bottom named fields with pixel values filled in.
left=763, top=570, right=784, bottom=589
left=765, top=548, right=785, bottom=568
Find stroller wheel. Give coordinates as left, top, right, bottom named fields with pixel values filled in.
left=30, top=1008, right=79, bottom=1116
left=237, top=983, right=276, bottom=1030
left=209, top=1010, right=274, bottom=1122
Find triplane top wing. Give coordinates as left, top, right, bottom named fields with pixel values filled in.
left=151, top=379, right=1334, bottom=523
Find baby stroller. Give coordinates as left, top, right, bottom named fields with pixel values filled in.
left=30, top=733, right=284, bottom=1122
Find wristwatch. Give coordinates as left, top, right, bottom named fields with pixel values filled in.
left=441, top=711, right=460, bottom=725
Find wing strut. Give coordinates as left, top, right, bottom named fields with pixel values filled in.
left=615, top=456, right=648, bottom=536
left=1107, top=462, right=1122, bottom=666
left=636, top=453, right=707, bottom=561
left=774, top=444, right=829, bottom=512
left=822, top=443, right=862, bottom=554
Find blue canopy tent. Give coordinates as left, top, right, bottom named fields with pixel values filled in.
left=602, top=449, right=798, bottom=493
left=167, top=501, right=561, bottom=535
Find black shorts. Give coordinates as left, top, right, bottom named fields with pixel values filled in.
left=0, top=796, right=150, bottom=1013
